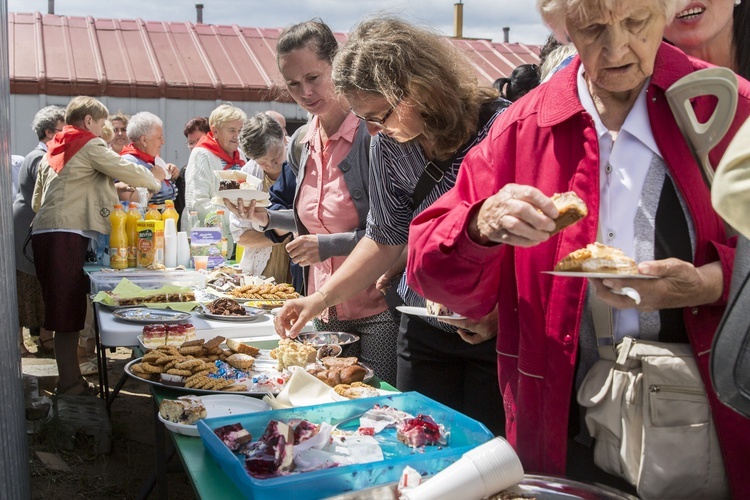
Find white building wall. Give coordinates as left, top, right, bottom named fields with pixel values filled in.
left=10, top=94, right=306, bottom=167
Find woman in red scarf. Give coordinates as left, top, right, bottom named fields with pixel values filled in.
left=118, top=111, right=179, bottom=207
left=31, top=96, right=164, bottom=396
left=184, top=104, right=263, bottom=224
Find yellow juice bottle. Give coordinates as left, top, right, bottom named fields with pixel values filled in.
left=161, top=199, right=180, bottom=226
left=145, top=203, right=162, bottom=221
left=109, top=204, right=129, bottom=269
left=126, top=203, right=142, bottom=267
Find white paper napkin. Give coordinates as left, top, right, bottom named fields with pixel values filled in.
left=263, top=369, right=333, bottom=409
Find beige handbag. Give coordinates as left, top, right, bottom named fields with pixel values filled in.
left=577, top=299, right=729, bottom=499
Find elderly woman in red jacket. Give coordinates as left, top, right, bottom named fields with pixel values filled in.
left=407, top=0, right=750, bottom=496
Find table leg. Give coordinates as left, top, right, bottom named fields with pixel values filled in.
left=154, top=392, right=168, bottom=500
left=93, top=304, right=110, bottom=400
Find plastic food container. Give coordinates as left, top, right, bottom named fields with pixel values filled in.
left=197, top=392, right=493, bottom=500
left=89, top=270, right=206, bottom=293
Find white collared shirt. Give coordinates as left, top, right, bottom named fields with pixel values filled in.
left=577, top=65, right=660, bottom=339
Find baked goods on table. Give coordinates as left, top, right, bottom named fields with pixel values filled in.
left=205, top=297, right=249, bottom=316
left=555, top=242, right=638, bottom=274
left=550, top=191, right=588, bottom=234
left=333, top=382, right=380, bottom=399
left=142, top=323, right=196, bottom=348
left=110, top=290, right=196, bottom=306
left=229, top=283, right=299, bottom=300
left=270, top=339, right=317, bottom=371
left=158, top=395, right=207, bottom=425
left=226, top=338, right=261, bottom=356
left=308, top=357, right=367, bottom=387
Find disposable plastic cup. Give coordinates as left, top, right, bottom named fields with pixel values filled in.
left=177, top=232, right=190, bottom=268
left=193, top=255, right=208, bottom=270
left=402, top=456, right=486, bottom=500
left=404, top=437, right=524, bottom=500
left=463, top=437, right=524, bottom=494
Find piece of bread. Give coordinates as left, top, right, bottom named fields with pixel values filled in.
left=226, top=338, right=261, bottom=356
left=312, top=364, right=367, bottom=387
left=550, top=192, right=588, bottom=235
left=555, top=243, right=638, bottom=274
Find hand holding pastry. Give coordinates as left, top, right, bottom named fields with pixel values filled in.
left=469, top=184, right=558, bottom=247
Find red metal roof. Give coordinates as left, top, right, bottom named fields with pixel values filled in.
left=9, top=12, right=540, bottom=101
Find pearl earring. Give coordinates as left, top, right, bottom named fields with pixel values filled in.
left=737, top=0, right=742, bottom=6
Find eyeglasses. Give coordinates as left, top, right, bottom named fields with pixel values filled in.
left=351, top=99, right=400, bottom=126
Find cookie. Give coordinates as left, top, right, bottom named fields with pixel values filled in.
left=204, top=336, right=226, bottom=350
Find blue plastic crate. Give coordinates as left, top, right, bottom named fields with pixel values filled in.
left=197, top=392, right=493, bottom=500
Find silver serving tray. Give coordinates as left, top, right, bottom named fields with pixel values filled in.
left=297, top=331, right=360, bottom=347
left=112, top=307, right=192, bottom=324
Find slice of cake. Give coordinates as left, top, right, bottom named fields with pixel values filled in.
left=166, top=324, right=187, bottom=345
left=219, top=179, right=242, bottom=191
left=425, top=299, right=454, bottom=317
left=244, top=421, right=295, bottom=478
left=397, top=414, right=446, bottom=448
left=142, top=324, right=167, bottom=348
left=214, top=423, right=253, bottom=452
left=550, top=191, right=588, bottom=235
left=159, top=395, right=206, bottom=425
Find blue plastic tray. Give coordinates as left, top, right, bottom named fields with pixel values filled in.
left=197, top=392, right=493, bottom=500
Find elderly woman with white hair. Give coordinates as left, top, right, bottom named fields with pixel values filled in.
left=407, top=0, right=750, bottom=496
left=184, top=104, right=263, bottom=225
left=118, top=111, right=180, bottom=206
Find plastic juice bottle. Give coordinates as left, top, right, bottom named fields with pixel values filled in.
left=109, top=204, right=129, bottom=269
left=161, top=199, right=179, bottom=226
left=126, top=203, right=142, bottom=267
left=145, top=203, right=162, bottom=221
left=217, top=209, right=228, bottom=259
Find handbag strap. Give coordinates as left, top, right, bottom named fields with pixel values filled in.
left=410, top=99, right=509, bottom=210
left=591, top=227, right=617, bottom=361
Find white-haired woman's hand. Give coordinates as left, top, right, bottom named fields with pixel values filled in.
left=224, top=198, right=269, bottom=227
left=468, top=183, right=558, bottom=247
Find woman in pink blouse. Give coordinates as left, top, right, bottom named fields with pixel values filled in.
left=226, top=20, right=398, bottom=384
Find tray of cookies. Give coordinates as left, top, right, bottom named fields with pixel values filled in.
left=127, top=337, right=374, bottom=396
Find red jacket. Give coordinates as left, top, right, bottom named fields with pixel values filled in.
left=407, top=43, right=750, bottom=496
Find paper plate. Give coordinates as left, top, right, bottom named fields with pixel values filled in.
left=211, top=189, right=270, bottom=208
left=395, top=306, right=466, bottom=320
left=543, top=271, right=657, bottom=279
left=158, top=395, right=270, bottom=437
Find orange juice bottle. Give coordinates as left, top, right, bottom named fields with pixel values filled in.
left=126, top=202, right=142, bottom=267
left=161, top=199, right=179, bottom=226
left=109, top=204, right=129, bottom=269
left=145, top=203, right=162, bottom=221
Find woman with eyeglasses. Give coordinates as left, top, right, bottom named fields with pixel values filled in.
left=224, top=19, right=399, bottom=386
left=266, top=17, right=508, bottom=434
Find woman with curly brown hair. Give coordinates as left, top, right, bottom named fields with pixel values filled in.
left=270, top=17, right=509, bottom=434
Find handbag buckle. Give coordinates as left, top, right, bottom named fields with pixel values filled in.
left=424, top=161, right=444, bottom=183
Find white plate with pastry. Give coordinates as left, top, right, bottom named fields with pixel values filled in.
left=211, top=189, right=271, bottom=208
left=544, top=271, right=657, bottom=279
left=395, top=306, right=466, bottom=320
left=158, top=394, right=270, bottom=437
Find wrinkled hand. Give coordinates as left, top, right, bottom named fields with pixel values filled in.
left=590, top=259, right=723, bottom=312
left=166, top=163, right=180, bottom=180
left=440, top=306, right=499, bottom=345
left=376, top=261, right=406, bottom=293
left=274, top=293, right=327, bottom=338
left=286, top=235, right=321, bottom=267
left=224, top=198, right=269, bottom=227
left=469, top=184, right=558, bottom=247
left=150, top=165, right=167, bottom=183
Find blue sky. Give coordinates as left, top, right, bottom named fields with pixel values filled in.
left=9, top=0, right=551, bottom=45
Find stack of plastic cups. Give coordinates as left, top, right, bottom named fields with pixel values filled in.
left=176, top=232, right=191, bottom=268
left=164, top=218, right=177, bottom=268
left=403, top=437, right=524, bottom=500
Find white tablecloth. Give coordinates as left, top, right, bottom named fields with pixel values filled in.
left=96, top=305, right=312, bottom=348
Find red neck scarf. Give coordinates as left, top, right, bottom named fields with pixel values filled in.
left=195, top=131, right=245, bottom=170
left=46, top=125, right=97, bottom=173
left=120, top=143, right=156, bottom=165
